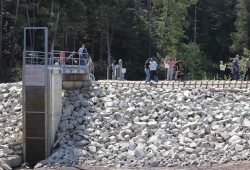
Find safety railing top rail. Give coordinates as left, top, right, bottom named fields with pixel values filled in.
left=24, top=50, right=89, bottom=66
left=24, top=50, right=93, bottom=72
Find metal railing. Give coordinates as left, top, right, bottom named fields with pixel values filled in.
left=24, top=50, right=94, bottom=75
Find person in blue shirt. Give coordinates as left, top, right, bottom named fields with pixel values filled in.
left=78, top=44, right=88, bottom=65
left=149, top=58, right=158, bottom=82
left=144, top=58, right=151, bottom=83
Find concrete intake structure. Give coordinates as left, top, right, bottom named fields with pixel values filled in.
left=22, top=27, right=93, bottom=167
left=23, top=65, right=92, bottom=166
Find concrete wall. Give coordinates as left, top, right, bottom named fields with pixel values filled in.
left=62, top=73, right=92, bottom=90
left=47, top=67, right=62, bottom=156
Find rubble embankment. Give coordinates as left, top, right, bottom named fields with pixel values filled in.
left=1, top=82, right=250, bottom=169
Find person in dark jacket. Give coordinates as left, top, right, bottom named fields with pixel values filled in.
left=144, top=58, right=151, bottom=83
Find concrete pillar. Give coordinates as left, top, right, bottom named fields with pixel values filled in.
left=118, top=59, right=122, bottom=80
left=47, top=67, right=62, bottom=156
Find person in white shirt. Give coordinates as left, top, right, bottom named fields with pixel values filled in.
left=164, top=58, right=169, bottom=80
left=149, top=58, right=158, bottom=82
left=219, top=60, right=226, bottom=80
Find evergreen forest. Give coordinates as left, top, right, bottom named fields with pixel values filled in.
left=0, top=0, right=250, bottom=82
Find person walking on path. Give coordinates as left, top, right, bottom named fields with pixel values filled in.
left=219, top=61, right=226, bottom=80
left=144, top=58, right=151, bottom=83
left=233, top=55, right=240, bottom=80
left=149, top=58, right=158, bottom=82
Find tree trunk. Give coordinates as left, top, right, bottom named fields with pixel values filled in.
left=148, top=0, right=151, bottom=58
left=50, top=12, right=59, bottom=52
left=106, top=14, right=116, bottom=80
left=194, top=2, right=197, bottom=43
left=134, top=0, right=142, bottom=13
left=107, top=26, right=110, bottom=80
left=9, top=0, right=20, bottom=66
left=161, top=0, right=168, bottom=57
left=247, top=0, right=250, bottom=49
left=0, top=0, right=3, bottom=79
left=26, top=0, right=32, bottom=50
left=65, top=26, right=68, bottom=50
left=91, top=30, right=97, bottom=57
left=100, top=3, right=103, bottom=61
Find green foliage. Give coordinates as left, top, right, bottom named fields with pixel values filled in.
left=190, top=0, right=238, bottom=63
left=0, top=0, right=249, bottom=82
left=0, top=63, right=22, bottom=83
left=9, top=63, right=22, bottom=82
left=230, top=0, right=250, bottom=54
left=93, top=60, right=107, bottom=80
left=177, top=43, right=212, bottom=80
left=242, top=48, right=250, bottom=56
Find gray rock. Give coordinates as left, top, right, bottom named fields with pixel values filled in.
left=134, top=149, right=145, bottom=160
left=149, top=160, right=158, bottom=167
left=2, top=82, right=250, bottom=168
left=235, top=144, right=244, bottom=152
left=0, top=159, right=12, bottom=170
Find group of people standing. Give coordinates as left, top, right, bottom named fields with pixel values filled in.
left=219, top=54, right=250, bottom=81
left=144, top=57, right=182, bottom=83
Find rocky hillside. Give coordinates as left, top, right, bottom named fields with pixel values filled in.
left=0, top=82, right=22, bottom=169
left=37, top=83, right=250, bottom=168
left=1, top=82, right=250, bottom=169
